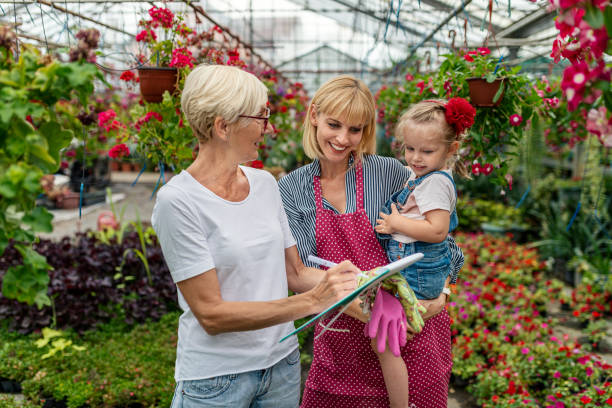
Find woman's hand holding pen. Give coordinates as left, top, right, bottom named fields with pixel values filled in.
left=308, top=260, right=360, bottom=314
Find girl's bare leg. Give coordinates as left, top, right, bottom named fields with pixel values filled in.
left=371, top=339, right=409, bottom=408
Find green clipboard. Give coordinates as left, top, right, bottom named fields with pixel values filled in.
left=279, top=252, right=424, bottom=343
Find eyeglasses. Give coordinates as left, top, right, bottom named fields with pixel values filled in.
left=239, top=107, right=270, bottom=130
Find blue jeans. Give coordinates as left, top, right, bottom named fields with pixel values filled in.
left=387, top=240, right=450, bottom=299
left=170, top=348, right=301, bottom=408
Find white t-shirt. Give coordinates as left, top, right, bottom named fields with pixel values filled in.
left=392, top=169, right=456, bottom=244
left=151, top=167, right=298, bottom=381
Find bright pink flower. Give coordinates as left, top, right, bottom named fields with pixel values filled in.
left=509, top=114, right=523, bottom=126
left=477, top=47, right=490, bottom=56
left=169, top=47, right=195, bottom=68
left=108, top=143, right=130, bottom=159
left=135, top=29, right=156, bottom=43
left=405, top=73, right=414, bottom=81
left=521, top=347, right=530, bottom=354
left=416, top=80, right=425, bottom=94
left=505, top=173, right=513, bottom=190
left=553, top=371, right=561, bottom=378
left=149, top=6, right=174, bottom=29
left=98, top=109, right=116, bottom=128
left=578, top=21, right=609, bottom=59
left=555, top=8, right=584, bottom=37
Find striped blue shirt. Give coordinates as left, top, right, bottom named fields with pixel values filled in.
left=278, top=154, right=463, bottom=283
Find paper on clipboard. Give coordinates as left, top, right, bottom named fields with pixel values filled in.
left=279, top=252, right=423, bottom=343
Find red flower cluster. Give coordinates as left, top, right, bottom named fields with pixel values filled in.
left=444, top=97, right=476, bottom=135
left=108, top=143, right=130, bottom=159
left=119, top=70, right=137, bottom=82
left=148, top=6, right=174, bottom=29
left=471, top=162, right=494, bottom=176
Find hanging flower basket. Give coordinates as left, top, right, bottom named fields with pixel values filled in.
left=137, top=67, right=178, bottom=103
left=466, top=77, right=505, bottom=107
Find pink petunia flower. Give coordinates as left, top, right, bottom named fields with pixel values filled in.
left=509, top=114, right=523, bottom=126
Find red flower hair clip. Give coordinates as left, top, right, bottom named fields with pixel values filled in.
left=444, top=97, right=476, bottom=135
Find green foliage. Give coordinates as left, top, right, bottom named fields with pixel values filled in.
left=34, top=328, right=86, bottom=359
left=0, top=313, right=179, bottom=407
left=457, top=197, right=527, bottom=231
left=0, top=42, right=102, bottom=307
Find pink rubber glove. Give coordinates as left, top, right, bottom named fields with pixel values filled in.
left=364, top=288, right=408, bottom=357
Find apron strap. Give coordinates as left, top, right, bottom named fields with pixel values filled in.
left=355, top=160, right=364, bottom=211
left=313, top=175, right=324, bottom=210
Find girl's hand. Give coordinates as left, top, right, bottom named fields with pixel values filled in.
left=375, top=203, right=401, bottom=234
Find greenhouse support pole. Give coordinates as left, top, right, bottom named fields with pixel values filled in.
left=408, top=0, right=473, bottom=58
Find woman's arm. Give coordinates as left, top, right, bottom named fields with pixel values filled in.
left=179, top=257, right=360, bottom=335
left=375, top=205, right=451, bottom=243
left=284, top=246, right=370, bottom=323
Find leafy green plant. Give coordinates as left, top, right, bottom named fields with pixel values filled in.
left=34, top=328, right=85, bottom=359
left=0, top=313, right=179, bottom=407
left=0, top=35, right=103, bottom=307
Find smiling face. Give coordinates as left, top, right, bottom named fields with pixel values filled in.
left=310, top=109, right=365, bottom=165
left=401, top=121, right=458, bottom=177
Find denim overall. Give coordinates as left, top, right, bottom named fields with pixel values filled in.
left=378, top=171, right=459, bottom=300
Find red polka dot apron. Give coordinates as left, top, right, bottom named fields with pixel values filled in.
left=301, top=161, right=452, bottom=408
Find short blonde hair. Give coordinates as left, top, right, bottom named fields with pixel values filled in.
left=303, top=75, right=376, bottom=161
left=181, top=64, right=268, bottom=143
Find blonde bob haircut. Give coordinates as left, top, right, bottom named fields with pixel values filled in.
left=303, top=75, right=376, bottom=161
left=181, top=64, right=268, bottom=143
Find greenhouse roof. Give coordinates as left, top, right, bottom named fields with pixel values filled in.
left=0, top=0, right=558, bottom=92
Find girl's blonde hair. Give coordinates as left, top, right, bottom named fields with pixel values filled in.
left=181, top=64, right=268, bottom=143
left=396, top=99, right=470, bottom=178
left=302, top=75, right=376, bottom=162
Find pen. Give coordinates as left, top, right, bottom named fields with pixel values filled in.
left=307, top=255, right=369, bottom=279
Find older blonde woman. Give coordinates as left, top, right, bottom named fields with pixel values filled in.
left=279, top=75, right=463, bottom=407
left=151, top=65, right=360, bottom=408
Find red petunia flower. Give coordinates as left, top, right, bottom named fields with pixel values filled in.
left=482, top=163, right=493, bottom=175
left=444, top=97, right=476, bottom=135
left=119, top=70, right=136, bottom=82
left=108, top=143, right=130, bottom=159
left=249, top=160, right=264, bottom=169
left=471, top=163, right=481, bottom=176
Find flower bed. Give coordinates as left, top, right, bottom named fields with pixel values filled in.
left=452, top=233, right=612, bottom=407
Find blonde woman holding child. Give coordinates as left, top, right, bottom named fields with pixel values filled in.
left=279, top=76, right=466, bottom=407
left=374, top=98, right=476, bottom=407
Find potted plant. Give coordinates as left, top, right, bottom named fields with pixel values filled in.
left=133, top=6, right=195, bottom=102
left=376, top=53, right=541, bottom=186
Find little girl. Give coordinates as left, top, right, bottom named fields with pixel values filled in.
left=373, top=97, right=475, bottom=407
